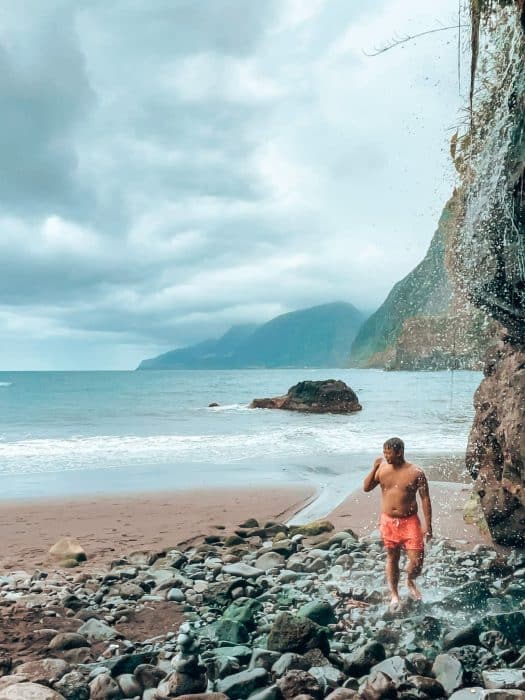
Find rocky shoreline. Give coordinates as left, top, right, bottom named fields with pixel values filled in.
left=0, top=518, right=524, bottom=700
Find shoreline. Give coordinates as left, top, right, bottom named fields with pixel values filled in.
left=0, top=476, right=490, bottom=573
left=0, top=485, right=315, bottom=572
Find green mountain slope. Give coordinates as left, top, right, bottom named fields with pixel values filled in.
left=349, top=194, right=493, bottom=370
left=137, top=302, right=364, bottom=369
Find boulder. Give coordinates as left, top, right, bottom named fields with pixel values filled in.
left=49, top=539, right=87, bottom=563
left=215, top=668, right=268, bottom=699
left=0, top=684, right=66, bottom=700
left=276, top=670, right=322, bottom=700
left=482, top=670, right=525, bottom=690
left=297, top=600, right=336, bottom=627
left=432, top=654, right=464, bottom=696
left=250, top=380, right=362, bottom=414
left=14, top=660, right=69, bottom=686
left=267, top=612, right=329, bottom=655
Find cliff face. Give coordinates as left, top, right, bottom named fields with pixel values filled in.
left=450, top=0, right=525, bottom=545
left=349, top=194, right=491, bottom=370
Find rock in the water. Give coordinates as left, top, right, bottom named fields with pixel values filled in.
left=49, top=538, right=87, bottom=563
left=342, top=642, right=386, bottom=677
left=482, top=670, right=525, bottom=690
left=432, top=654, right=464, bottom=696
left=250, top=380, right=362, bottom=414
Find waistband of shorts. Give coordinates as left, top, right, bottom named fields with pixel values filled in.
left=381, top=512, right=419, bottom=521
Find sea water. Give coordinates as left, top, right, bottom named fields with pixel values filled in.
left=0, top=369, right=481, bottom=506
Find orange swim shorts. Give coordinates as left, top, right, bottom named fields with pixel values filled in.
left=379, top=513, right=424, bottom=551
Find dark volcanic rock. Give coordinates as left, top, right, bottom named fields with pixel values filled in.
left=466, top=340, right=525, bottom=546
left=250, top=380, right=362, bottom=414
left=267, top=612, right=330, bottom=655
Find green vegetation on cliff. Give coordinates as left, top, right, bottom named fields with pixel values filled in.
left=349, top=195, right=493, bottom=370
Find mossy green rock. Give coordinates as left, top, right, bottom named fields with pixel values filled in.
left=266, top=612, right=329, bottom=655
left=289, top=520, right=334, bottom=537
left=213, top=619, right=249, bottom=644
left=298, top=600, right=336, bottom=626
left=223, top=599, right=262, bottom=629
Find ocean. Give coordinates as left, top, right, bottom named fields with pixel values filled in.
left=0, top=369, right=481, bottom=510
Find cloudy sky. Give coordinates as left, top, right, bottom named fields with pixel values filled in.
left=0, top=0, right=468, bottom=370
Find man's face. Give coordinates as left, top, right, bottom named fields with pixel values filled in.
left=383, top=447, right=402, bottom=464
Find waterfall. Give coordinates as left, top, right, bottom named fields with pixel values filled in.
left=455, top=3, right=525, bottom=339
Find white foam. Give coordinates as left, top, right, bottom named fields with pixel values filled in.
left=0, top=382, right=12, bottom=387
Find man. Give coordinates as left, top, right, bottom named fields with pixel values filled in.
left=363, top=437, right=432, bottom=605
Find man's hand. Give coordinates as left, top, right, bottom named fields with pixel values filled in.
left=364, top=457, right=383, bottom=492
left=423, top=528, right=433, bottom=542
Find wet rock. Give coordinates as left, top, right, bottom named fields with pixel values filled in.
left=371, top=656, right=411, bottom=685
left=442, top=582, right=492, bottom=611
left=215, top=668, right=268, bottom=699
left=342, top=642, right=386, bottom=677
left=250, top=380, right=362, bottom=414
left=401, top=675, right=445, bottom=698
left=443, top=625, right=481, bottom=650
left=432, top=654, right=464, bottom=696
left=267, top=612, right=329, bottom=655
left=276, top=670, right=322, bottom=700
left=297, top=600, right=336, bottom=626
left=482, top=670, right=525, bottom=690
left=479, top=613, right=525, bottom=645
left=0, top=683, right=67, bottom=700
left=359, top=671, right=397, bottom=700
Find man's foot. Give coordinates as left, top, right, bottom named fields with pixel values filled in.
left=407, top=581, right=422, bottom=600
left=389, top=594, right=400, bottom=610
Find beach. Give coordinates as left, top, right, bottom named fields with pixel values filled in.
left=0, top=479, right=490, bottom=574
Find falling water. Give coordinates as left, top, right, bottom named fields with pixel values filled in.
left=456, top=3, right=525, bottom=331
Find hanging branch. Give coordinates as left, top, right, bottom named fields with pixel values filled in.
left=363, top=24, right=465, bottom=57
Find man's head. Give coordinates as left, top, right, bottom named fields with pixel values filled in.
left=383, top=437, right=405, bottom=464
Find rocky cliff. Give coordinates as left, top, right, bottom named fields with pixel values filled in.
left=450, top=0, right=525, bottom=545
left=349, top=194, right=492, bottom=370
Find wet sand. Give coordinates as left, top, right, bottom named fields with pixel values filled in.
left=0, top=485, right=315, bottom=571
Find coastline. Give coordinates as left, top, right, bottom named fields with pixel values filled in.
left=0, top=485, right=315, bottom=572
left=0, top=475, right=489, bottom=574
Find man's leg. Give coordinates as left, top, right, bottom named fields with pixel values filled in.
left=406, top=549, right=424, bottom=600
left=385, top=547, right=401, bottom=605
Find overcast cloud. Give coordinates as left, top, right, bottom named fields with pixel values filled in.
left=0, top=0, right=467, bottom=369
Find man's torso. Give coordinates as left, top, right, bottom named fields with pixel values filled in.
left=377, top=461, right=423, bottom=517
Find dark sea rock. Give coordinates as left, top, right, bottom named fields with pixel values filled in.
left=250, top=380, right=362, bottom=414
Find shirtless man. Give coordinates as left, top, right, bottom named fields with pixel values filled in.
left=363, top=437, right=432, bottom=605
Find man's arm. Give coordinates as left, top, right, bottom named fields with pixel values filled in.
left=417, top=471, right=432, bottom=539
left=363, top=457, right=383, bottom=492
